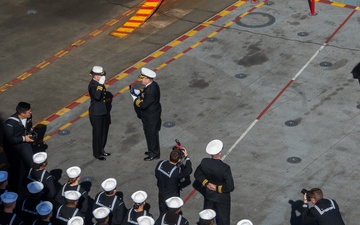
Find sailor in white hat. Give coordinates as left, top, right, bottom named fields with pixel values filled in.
left=93, top=206, right=110, bottom=225
left=137, top=216, right=155, bottom=225
left=124, top=191, right=153, bottom=225
left=198, top=209, right=216, bottom=225
left=0, top=192, right=24, bottom=225
left=67, top=216, right=84, bottom=225
left=133, top=67, right=162, bottom=161
left=55, top=191, right=84, bottom=225
left=56, top=166, right=88, bottom=213
left=27, top=151, right=56, bottom=199
left=0, top=170, right=8, bottom=200
left=194, top=139, right=234, bottom=225
left=34, top=201, right=53, bottom=225
left=88, top=65, right=111, bottom=161
left=93, top=178, right=127, bottom=225
left=237, top=219, right=253, bottom=225
left=18, top=181, right=44, bottom=224
left=156, top=197, right=189, bottom=225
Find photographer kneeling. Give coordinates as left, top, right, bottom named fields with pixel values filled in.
left=155, top=146, right=192, bottom=216
left=301, top=188, right=345, bottom=225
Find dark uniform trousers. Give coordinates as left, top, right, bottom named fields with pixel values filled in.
left=28, top=169, right=56, bottom=199
left=194, top=158, right=235, bottom=225
left=3, top=114, right=34, bottom=192
left=93, top=191, right=127, bottom=225
left=0, top=211, right=24, bottom=225
left=55, top=205, right=84, bottom=225
left=155, top=158, right=192, bottom=214
left=301, top=198, right=346, bottom=225
left=88, top=79, right=109, bottom=159
left=123, top=207, right=153, bottom=225
left=135, top=81, right=162, bottom=158
left=55, top=184, right=88, bottom=213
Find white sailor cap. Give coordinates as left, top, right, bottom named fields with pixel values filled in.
left=93, top=206, right=110, bottom=220
left=165, top=197, right=183, bottom=209
left=137, top=216, right=155, bottom=225
left=131, top=190, right=147, bottom=203
left=68, top=216, right=84, bottom=225
left=64, top=190, right=81, bottom=200
left=205, top=139, right=223, bottom=155
left=90, top=66, right=106, bottom=76
left=101, top=178, right=117, bottom=192
left=237, top=219, right=253, bottom=225
left=139, top=67, right=156, bottom=79
left=66, top=166, right=81, bottom=178
left=199, top=209, right=216, bottom=220
left=0, top=170, right=8, bottom=182
left=36, top=201, right=53, bottom=216
left=1, top=191, right=18, bottom=203
left=27, top=181, right=44, bottom=194
left=33, top=152, right=47, bottom=164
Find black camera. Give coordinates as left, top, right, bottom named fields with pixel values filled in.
left=28, top=130, right=38, bottom=140
left=301, top=189, right=311, bottom=201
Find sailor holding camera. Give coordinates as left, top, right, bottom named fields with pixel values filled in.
left=155, top=145, right=192, bottom=216
left=301, top=188, right=345, bottom=225
left=3, top=102, right=35, bottom=192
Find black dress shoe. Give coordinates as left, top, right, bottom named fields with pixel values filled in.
left=97, top=156, right=106, bottom=161
left=143, top=156, right=160, bottom=161
left=144, top=152, right=150, bottom=155
left=103, top=152, right=111, bottom=156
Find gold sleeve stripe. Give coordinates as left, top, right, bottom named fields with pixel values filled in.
left=202, top=179, right=209, bottom=187
left=96, top=86, right=103, bottom=91
left=218, top=185, right=223, bottom=193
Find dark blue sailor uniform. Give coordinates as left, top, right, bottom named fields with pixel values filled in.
left=27, top=169, right=56, bottom=199
left=123, top=207, right=153, bottom=225
left=93, top=191, right=127, bottom=225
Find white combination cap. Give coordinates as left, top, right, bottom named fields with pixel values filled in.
left=93, top=206, right=110, bottom=220
left=165, top=197, right=183, bottom=209
left=66, top=166, right=81, bottom=178
left=131, top=190, right=147, bottom=203
left=199, top=209, right=216, bottom=220
left=91, top=66, right=106, bottom=76
left=36, top=201, right=53, bottom=216
left=137, top=216, right=155, bottom=225
left=139, top=67, right=156, bottom=78
left=205, top=139, right=223, bottom=155
left=0, top=170, right=8, bottom=182
left=64, top=190, right=81, bottom=200
left=33, top=152, right=47, bottom=164
left=27, top=181, right=44, bottom=194
left=237, top=219, right=253, bottom=225
left=101, top=178, right=117, bottom=192
left=1, top=192, right=18, bottom=203
left=67, top=216, right=84, bottom=225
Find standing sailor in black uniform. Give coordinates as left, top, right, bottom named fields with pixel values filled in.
left=55, top=191, right=84, bottom=225
left=0, top=192, right=24, bottom=225
left=123, top=190, right=153, bottom=225
left=93, top=178, right=127, bottom=225
left=56, top=166, right=88, bottom=214
left=131, top=67, right=162, bottom=161
left=155, top=197, right=189, bottom=225
left=17, top=181, right=44, bottom=224
left=88, top=66, right=111, bottom=161
left=155, top=148, right=192, bottom=215
left=3, top=102, right=35, bottom=192
left=194, top=139, right=234, bottom=225
left=34, top=201, right=54, bottom=225
left=27, top=152, right=56, bottom=200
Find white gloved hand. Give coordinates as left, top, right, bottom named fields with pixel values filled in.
left=131, top=95, right=138, bottom=102
left=99, top=76, right=106, bottom=85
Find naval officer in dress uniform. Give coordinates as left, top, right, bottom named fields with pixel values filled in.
left=88, top=66, right=111, bottom=161
left=194, top=140, right=235, bottom=225
left=131, top=67, right=162, bottom=161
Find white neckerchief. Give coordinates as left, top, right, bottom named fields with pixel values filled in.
left=21, top=118, right=27, bottom=128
